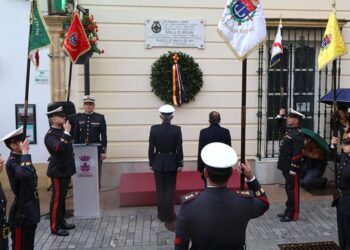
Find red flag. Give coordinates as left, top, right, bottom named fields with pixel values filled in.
left=63, top=12, right=91, bottom=63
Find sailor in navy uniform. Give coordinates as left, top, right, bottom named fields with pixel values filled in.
left=277, top=108, right=305, bottom=222
left=0, top=127, right=39, bottom=249
left=44, top=104, right=76, bottom=237
left=0, top=156, right=9, bottom=250
left=73, top=95, right=107, bottom=190
left=175, top=143, right=269, bottom=250
left=331, top=136, right=350, bottom=249
left=197, top=111, right=231, bottom=186
left=148, top=104, right=183, bottom=231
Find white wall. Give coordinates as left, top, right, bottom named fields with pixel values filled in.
left=0, top=0, right=51, bottom=163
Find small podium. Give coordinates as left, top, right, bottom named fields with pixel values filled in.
left=73, top=144, right=100, bottom=218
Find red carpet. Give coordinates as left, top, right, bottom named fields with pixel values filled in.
left=119, top=170, right=243, bottom=207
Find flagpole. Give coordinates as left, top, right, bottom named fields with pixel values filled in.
left=23, top=0, right=35, bottom=139
left=279, top=47, right=285, bottom=139
left=240, top=59, right=247, bottom=191
left=331, top=0, right=338, bottom=191
left=66, top=62, right=73, bottom=119
left=332, top=59, right=338, bottom=189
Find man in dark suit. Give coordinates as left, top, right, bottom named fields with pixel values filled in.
left=73, top=95, right=107, bottom=190
left=175, top=143, right=269, bottom=249
left=277, top=108, right=305, bottom=222
left=148, top=104, right=183, bottom=232
left=1, top=127, right=40, bottom=249
left=44, top=104, right=76, bottom=236
left=198, top=111, right=231, bottom=185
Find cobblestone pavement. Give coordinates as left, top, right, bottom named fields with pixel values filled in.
left=22, top=200, right=338, bottom=250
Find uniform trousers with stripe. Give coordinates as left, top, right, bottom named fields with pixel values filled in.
left=50, top=177, right=70, bottom=233
left=154, top=172, right=177, bottom=222
left=282, top=172, right=300, bottom=221
left=336, top=204, right=350, bottom=249
left=11, top=225, right=36, bottom=250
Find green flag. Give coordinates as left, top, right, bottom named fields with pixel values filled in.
left=28, top=0, right=51, bottom=67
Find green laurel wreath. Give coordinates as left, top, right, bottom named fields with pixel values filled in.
left=150, top=51, right=203, bottom=104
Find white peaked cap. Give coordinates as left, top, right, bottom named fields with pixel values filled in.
left=159, top=104, right=175, bottom=114
left=0, top=127, right=24, bottom=142
left=82, top=95, right=95, bottom=103
left=289, top=108, right=305, bottom=119
left=201, top=142, right=238, bottom=168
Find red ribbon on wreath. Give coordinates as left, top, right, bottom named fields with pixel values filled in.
left=172, top=53, right=186, bottom=106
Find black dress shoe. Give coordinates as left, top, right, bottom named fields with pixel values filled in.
left=53, top=229, right=69, bottom=236
left=61, top=222, right=76, bottom=230
left=280, top=216, right=292, bottom=222
left=277, top=212, right=286, bottom=218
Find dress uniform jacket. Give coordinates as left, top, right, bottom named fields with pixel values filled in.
left=331, top=151, right=350, bottom=249
left=73, top=112, right=107, bottom=155
left=148, top=122, right=183, bottom=172
left=0, top=183, right=8, bottom=249
left=277, top=126, right=304, bottom=221
left=6, top=153, right=40, bottom=249
left=277, top=127, right=304, bottom=173
left=45, top=128, right=76, bottom=178
left=175, top=179, right=269, bottom=249
left=148, top=122, right=183, bottom=222
left=197, top=123, right=231, bottom=173
left=6, top=153, right=40, bottom=228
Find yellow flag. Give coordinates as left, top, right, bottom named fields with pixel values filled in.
left=318, top=11, right=347, bottom=71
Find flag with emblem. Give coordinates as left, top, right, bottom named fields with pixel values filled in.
left=217, top=0, right=267, bottom=60
left=318, top=10, right=347, bottom=71
left=63, top=12, right=91, bottom=64
left=270, top=19, right=283, bottom=68
left=28, top=0, right=51, bottom=69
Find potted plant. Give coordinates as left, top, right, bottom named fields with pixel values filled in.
left=59, top=13, right=104, bottom=64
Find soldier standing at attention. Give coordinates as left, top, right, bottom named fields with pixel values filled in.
left=45, top=104, right=76, bottom=236
left=0, top=156, right=9, bottom=250
left=197, top=111, right=231, bottom=186
left=148, top=104, right=183, bottom=232
left=277, top=108, right=305, bottom=222
left=330, top=136, right=350, bottom=249
left=73, top=95, right=107, bottom=190
left=175, top=143, right=269, bottom=249
left=1, top=127, right=39, bottom=249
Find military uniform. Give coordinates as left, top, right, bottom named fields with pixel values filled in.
left=45, top=105, right=76, bottom=236
left=6, top=153, right=40, bottom=249
left=45, top=127, right=76, bottom=234
left=175, top=142, right=269, bottom=249
left=0, top=182, right=8, bottom=250
left=148, top=105, right=183, bottom=223
left=277, top=109, right=304, bottom=222
left=331, top=144, right=350, bottom=249
left=73, top=111, right=107, bottom=188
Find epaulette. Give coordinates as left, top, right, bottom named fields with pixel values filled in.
left=180, top=191, right=200, bottom=203
left=60, top=138, right=69, bottom=144
left=21, top=161, right=32, bottom=167
left=47, top=130, right=52, bottom=134
left=236, top=190, right=253, bottom=198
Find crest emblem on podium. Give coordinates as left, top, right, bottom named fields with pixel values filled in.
left=79, top=155, right=91, bottom=172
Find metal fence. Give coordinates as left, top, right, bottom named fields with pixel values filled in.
left=257, top=26, right=342, bottom=159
